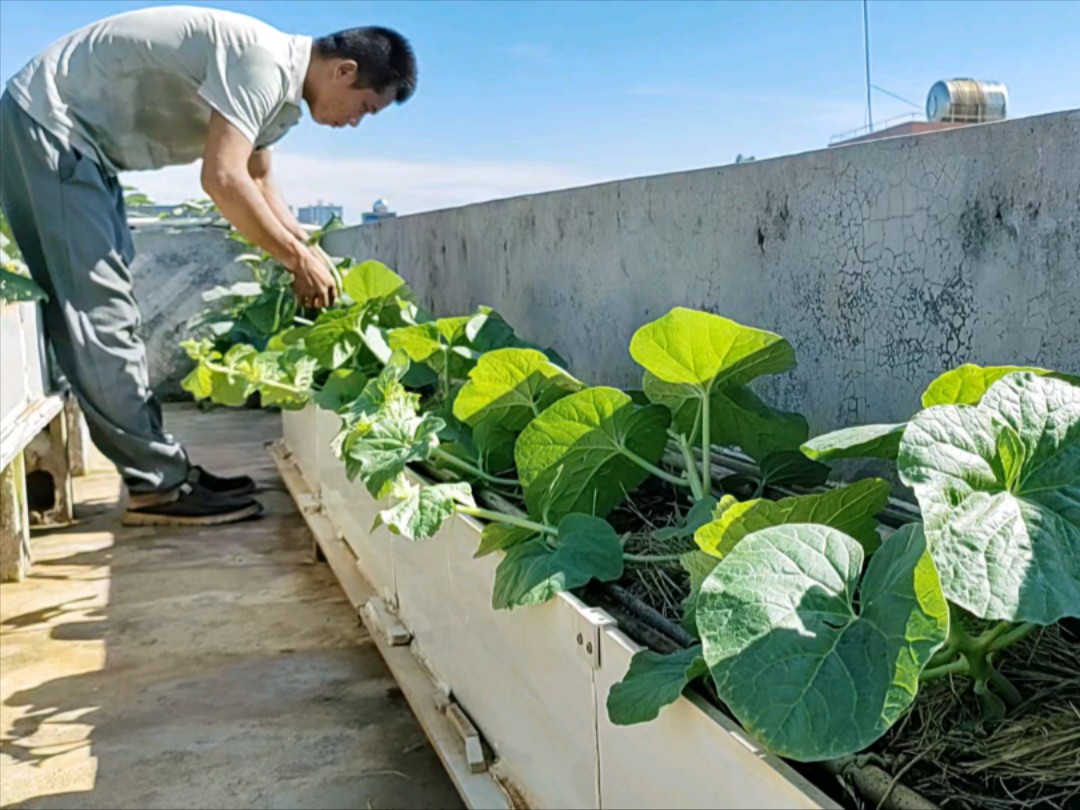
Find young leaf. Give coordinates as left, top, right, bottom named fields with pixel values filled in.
left=631, top=308, right=795, bottom=392
left=454, top=348, right=582, bottom=471
left=801, top=423, right=906, bottom=462
left=695, top=478, right=890, bottom=558
left=305, top=307, right=365, bottom=370
left=900, top=372, right=1080, bottom=624
left=645, top=374, right=808, bottom=461
left=474, top=523, right=536, bottom=558
left=921, top=363, right=1063, bottom=408
left=756, top=450, right=831, bottom=489
left=314, top=369, right=369, bottom=412
left=514, top=387, right=671, bottom=522
left=491, top=514, right=624, bottom=610
left=651, top=496, right=719, bottom=542
left=375, top=482, right=475, bottom=541
left=607, top=646, right=707, bottom=725
left=341, top=260, right=409, bottom=306
left=698, top=523, right=948, bottom=761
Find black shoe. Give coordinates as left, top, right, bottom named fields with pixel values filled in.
left=188, top=465, right=257, bottom=497
left=122, top=481, right=263, bottom=526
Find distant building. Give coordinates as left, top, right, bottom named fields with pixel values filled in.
left=361, top=199, right=397, bottom=224
left=297, top=201, right=344, bottom=227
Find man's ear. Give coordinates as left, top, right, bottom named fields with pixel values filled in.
left=335, top=59, right=359, bottom=82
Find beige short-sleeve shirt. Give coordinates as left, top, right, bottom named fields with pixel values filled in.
left=6, top=5, right=311, bottom=173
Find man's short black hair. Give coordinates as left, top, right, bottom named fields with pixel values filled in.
left=315, top=26, right=417, bottom=103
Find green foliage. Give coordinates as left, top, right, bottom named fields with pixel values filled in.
left=491, top=514, right=624, bottom=610
left=515, top=387, right=671, bottom=522
left=606, top=646, right=707, bottom=725
left=697, top=523, right=948, bottom=761
left=179, top=251, right=1078, bottom=768
left=899, top=373, right=1080, bottom=624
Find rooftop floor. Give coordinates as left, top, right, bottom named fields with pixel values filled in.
left=0, top=404, right=463, bottom=810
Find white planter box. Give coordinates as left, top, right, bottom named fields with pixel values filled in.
left=281, top=408, right=837, bottom=809
left=281, top=402, right=319, bottom=490
left=1, top=302, right=52, bottom=451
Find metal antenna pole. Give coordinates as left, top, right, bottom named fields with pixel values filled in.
left=863, top=0, right=873, bottom=132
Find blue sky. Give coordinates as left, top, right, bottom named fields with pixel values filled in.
left=2, top=0, right=1077, bottom=218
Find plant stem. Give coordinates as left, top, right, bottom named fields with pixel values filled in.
left=432, top=448, right=519, bottom=487
left=623, top=552, right=685, bottom=564
left=987, top=622, right=1037, bottom=653
left=677, top=434, right=705, bottom=500
left=457, top=506, right=556, bottom=536
left=988, top=667, right=1023, bottom=709
left=294, top=316, right=314, bottom=326
left=622, top=448, right=692, bottom=489
left=202, top=359, right=304, bottom=394
left=700, top=390, right=712, bottom=494
left=974, top=621, right=1013, bottom=650
left=920, top=657, right=968, bottom=681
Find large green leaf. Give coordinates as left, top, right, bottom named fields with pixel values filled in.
left=899, top=372, right=1080, bottom=624
left=454, top=349, right=582, bottom=471
left=251, top=350, right=317, bottom=409
left=341, top=260, right=409, bottom=306
left=340, top=367, right=444, bottom=497
left=375, top=482, right=475, bottom=541
left=305, top=307, right=365, bottom=370
left=921, top=364, right=1063, bottom=408
left=645, top=373, right=808, bottom=461
left=491, top=514, right=624, bottom=610
left=514, top=387, right=671, bottom=521
left=389, top=317, right=474, bottom=379
left=801, top=423, right=906, bottom=462
left=695, top=479, right=890, bottom=558
left=607, top=646, right=707, bottom=726
left=474, top=523, right=536, bottom=559
left=0, top=268, right=48, bottom=303
left=680, top=549, right=720, bottom=636
left=698, top=523, right=948, bottom=761
left=630, top=308, right=795, bottom=393
left=313, top=369, right=368, bottom=412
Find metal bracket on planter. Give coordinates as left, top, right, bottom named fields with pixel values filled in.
left=444, top=701, right=487, bottom=774
left=572, top=605, right=618, bottom=670
left=361, top=597, right=413, bottom=647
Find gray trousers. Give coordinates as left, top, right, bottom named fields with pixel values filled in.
left=0, top=91, right=189, bottom=495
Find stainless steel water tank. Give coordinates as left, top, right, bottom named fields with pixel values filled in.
left=926, top=79, right=1008, bottom=123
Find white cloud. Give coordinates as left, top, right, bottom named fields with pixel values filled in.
left=121, top=154, right=613, bottom=221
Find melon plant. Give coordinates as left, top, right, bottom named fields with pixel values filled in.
left=180, top=245, right=1079, bottom=766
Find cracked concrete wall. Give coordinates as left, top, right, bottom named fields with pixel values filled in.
left=324, top=111, right=1079, bottom=438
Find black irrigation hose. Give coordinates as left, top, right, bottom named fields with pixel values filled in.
left=603, top=583, right=698, bottom=650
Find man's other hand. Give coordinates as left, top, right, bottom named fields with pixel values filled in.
left=289, top=247, right=338, bottom=309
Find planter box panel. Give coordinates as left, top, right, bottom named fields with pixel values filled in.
left=314, top=407, right=397, bottom=601
left=595, top=628, right=837, bottom=810
left=281, top=405, right=319, bottom=490
left=392, top=516, right=602, bottom=810
left=1, top=303, right=49, bottom=431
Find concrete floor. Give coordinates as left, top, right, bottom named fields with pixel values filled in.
left=0, top=405, right=463, bottom=810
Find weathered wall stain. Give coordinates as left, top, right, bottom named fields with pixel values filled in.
left=319, top=112, right=1079, bottom=440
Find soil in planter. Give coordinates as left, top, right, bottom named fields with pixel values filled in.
left=870, top=623, right=1080, bottom=810
left=607, top=487, right=1080, bottom=810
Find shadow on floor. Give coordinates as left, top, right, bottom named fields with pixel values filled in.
left=1, top=405, right=463, bottom=810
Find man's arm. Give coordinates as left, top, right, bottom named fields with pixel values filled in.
left=201, top=111, right=336, bottom=308
left=248, top=149, right=309, bottom=243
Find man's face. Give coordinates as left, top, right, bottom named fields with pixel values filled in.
left=311, top=60, right=396, bottom=128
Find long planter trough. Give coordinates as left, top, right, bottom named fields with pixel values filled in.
left=281, top=405, right=838, bottom=809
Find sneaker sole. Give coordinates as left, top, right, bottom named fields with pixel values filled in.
left=121, top=502, right=264, bottom=527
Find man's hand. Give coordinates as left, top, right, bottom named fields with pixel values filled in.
left=289, top=246, right=338, bottom=309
